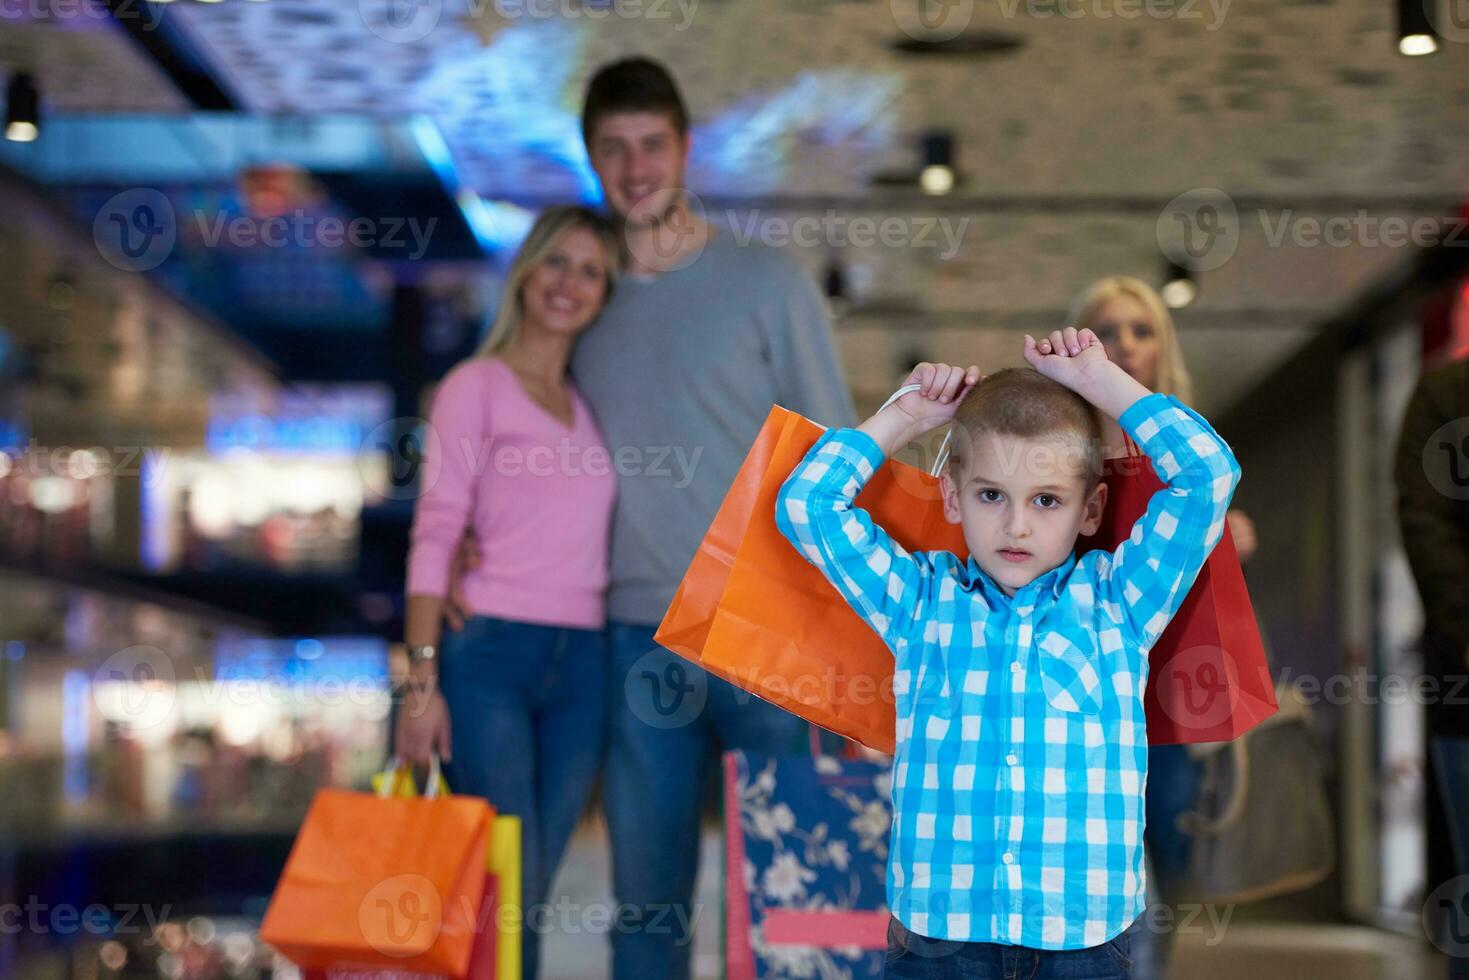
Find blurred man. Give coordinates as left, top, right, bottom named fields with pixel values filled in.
left=1395, top=355, right=1469, bottom=979
left=570, top=58, right=856, bottom=980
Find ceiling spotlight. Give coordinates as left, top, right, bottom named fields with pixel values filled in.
left=919, top=131, right=957, bottom=196
left=1398, top=0, right=1438, bottom=55
left=1160, top=262, right=1198, bottom=309
left=5, top=74, right=39, bottom=144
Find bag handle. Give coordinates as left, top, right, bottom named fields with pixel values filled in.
left=378, top=754, right=445, bottom=799
left=880, top=383, right=953, bottom=478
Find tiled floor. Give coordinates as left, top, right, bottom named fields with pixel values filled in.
left=541, top=820, right=1449, bottom=980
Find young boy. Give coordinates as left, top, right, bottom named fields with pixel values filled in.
left=776, top=326, right=1241, bottom=978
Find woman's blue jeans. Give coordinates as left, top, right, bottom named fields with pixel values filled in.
left=439, top=615, right=608, bottom=980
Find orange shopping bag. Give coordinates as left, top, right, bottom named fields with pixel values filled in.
left=657, top=406, right=966, bottom=754
left=262, top=758, right=493, bottom=977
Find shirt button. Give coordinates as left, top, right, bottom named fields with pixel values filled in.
left=1002, top=852, right=1014, bottom=864
left=1006, top=753, right=1018, bottom=766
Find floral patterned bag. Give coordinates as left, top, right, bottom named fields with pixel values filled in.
left=723, top=749, right=894, bottom=979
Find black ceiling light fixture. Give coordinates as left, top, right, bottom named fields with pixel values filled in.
left=823, top=256, right=851, bottom=319
left=1160, top=261, right=1198, bottom=310
left=5, top=73, right=39, bottom=144
left=1398, top=0, right=1438, bottom=55
left=872, top=129, right=962, bottom=195
left=888, top=26, right=1025, bottom=59
left=919, top=130, right=957, bottom=196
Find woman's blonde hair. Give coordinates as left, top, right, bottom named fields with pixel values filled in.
left=1068, top=276, right=1194, bottom=405
left=476, top=205, right=622, bottom=357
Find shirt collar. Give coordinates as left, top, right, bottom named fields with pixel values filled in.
left=968, top=549, right=1078, bottom=606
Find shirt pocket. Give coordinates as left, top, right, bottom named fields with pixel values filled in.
left=1036, top=629, right=1104, bottom=714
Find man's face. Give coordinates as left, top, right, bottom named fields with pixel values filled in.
left=940, top=430, right=1107, bottom=597
left=586, top=111, right=690, bottom=225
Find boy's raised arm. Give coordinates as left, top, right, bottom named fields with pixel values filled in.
left=775, top=363, right=979, bottom=650
left=1027, top=328, right=1242, bottom=651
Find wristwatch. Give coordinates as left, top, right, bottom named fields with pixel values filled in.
left=407, top=644, right=438, bottom=665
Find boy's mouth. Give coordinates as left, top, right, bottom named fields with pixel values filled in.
left=998, top=548, right=1032, bottom=563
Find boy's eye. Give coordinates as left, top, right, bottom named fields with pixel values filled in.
left=1035, top=494, right=1061, bottom=508
left=978, top=489, right=1003, bottom=503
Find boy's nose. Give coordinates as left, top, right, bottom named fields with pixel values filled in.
left=1005, top=508, right=1030, bottom=537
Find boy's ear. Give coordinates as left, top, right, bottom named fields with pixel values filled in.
left=939, top=469, right=963, bottom=525
left=1078, top=481, right=1108, bottom=537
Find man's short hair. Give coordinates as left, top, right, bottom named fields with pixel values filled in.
left=582, top=57, right=690, bottom=146
left=948, top=368, right=1104, bottom=492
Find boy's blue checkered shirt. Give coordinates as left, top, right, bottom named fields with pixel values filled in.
left=775, top=392, right=1241, bottom=950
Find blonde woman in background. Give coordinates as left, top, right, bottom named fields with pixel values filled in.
left=395, top=206, right=622, bottom=980
left=1070, top=276, right=1258, bottom=980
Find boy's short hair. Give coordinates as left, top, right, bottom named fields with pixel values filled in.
left=948, top=368, right=1104, bottom=492
left=582, top=58, right=690, bottom=146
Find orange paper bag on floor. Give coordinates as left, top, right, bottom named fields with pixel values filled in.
left=261, top=775, right=492, bottom=976
left=657, top=406, right=967, bottom=754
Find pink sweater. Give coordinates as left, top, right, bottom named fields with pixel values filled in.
left=406, top=357, right=616, bottom=630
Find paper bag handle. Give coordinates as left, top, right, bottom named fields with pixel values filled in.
left=378, top=754, right=444, bottom=799
left=880, top=383, right=953, bottom=478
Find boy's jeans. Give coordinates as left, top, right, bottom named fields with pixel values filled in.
left=604, top=621, right=807, bottom=980
left=885, top=917, right=1131, bottom=979
left=439, top=615, right=608, bottom=980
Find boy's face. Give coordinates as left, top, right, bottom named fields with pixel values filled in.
left=586, top=111, right=691, bottom=226
left=940, top=430, right=1108, bottom=597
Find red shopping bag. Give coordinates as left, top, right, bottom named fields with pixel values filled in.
left=1078, top=446, right=1278, bottom=744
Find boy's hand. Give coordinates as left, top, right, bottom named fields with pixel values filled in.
left=1023, top=327, right=1109, bottom=388
left=1024, top=326, right=1154, bottom=422
left=859, top=362, right=981, bottom=458
left=889, top=362, right=982, bottom=430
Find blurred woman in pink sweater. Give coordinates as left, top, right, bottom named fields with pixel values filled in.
left=395, top=206, right=621, bottom=980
